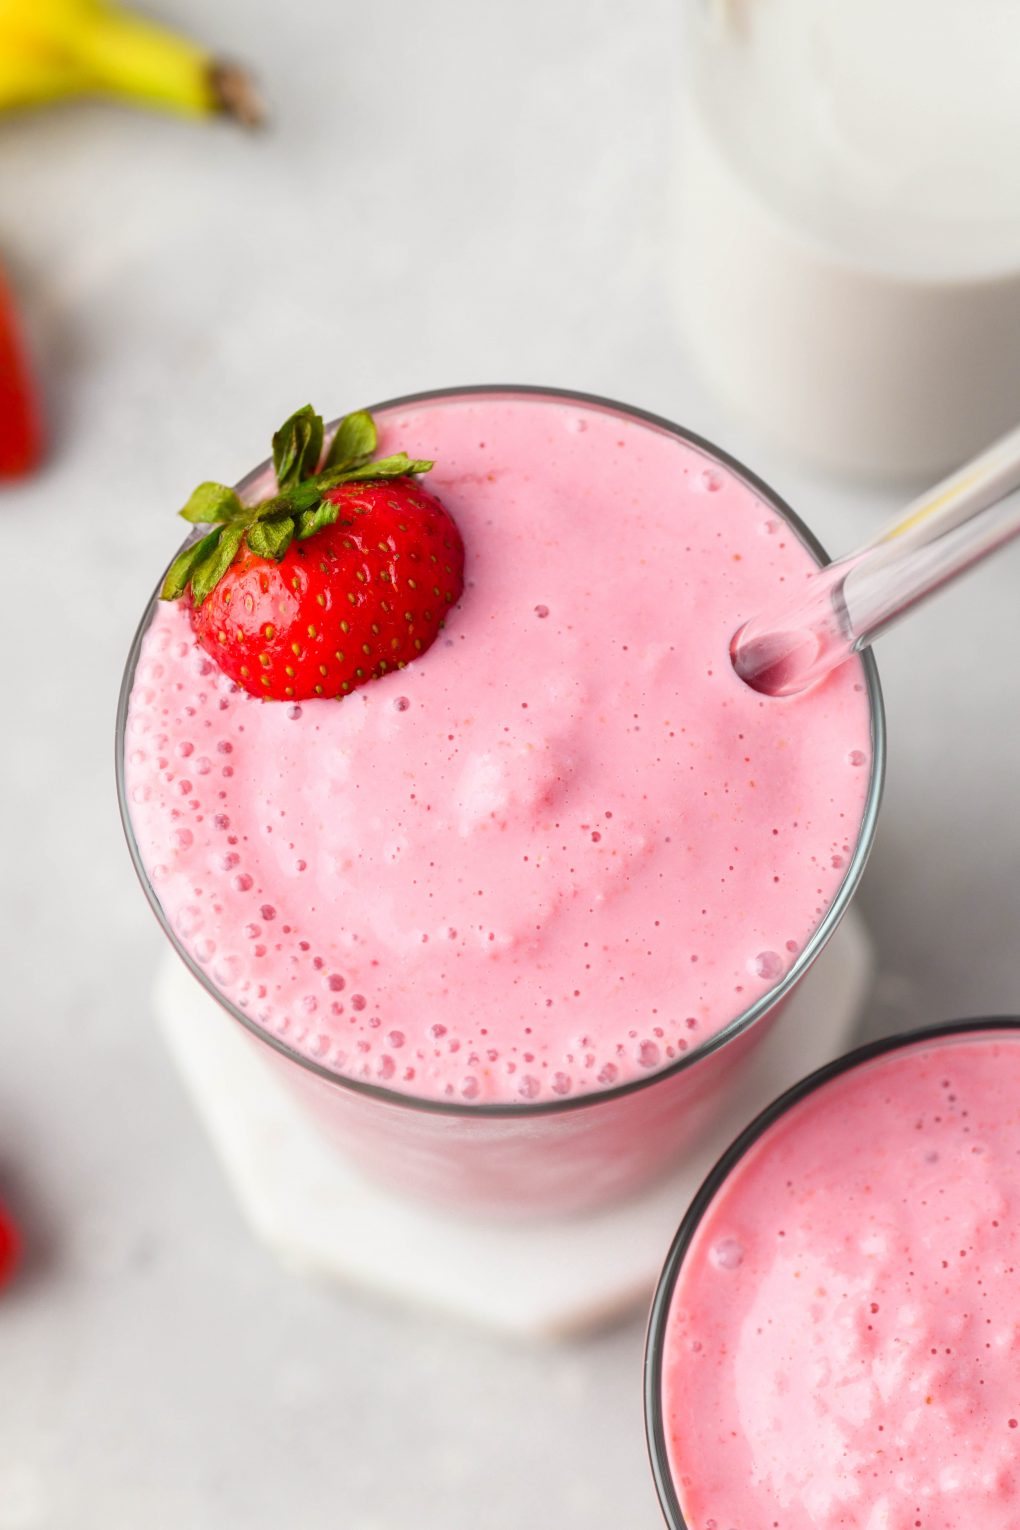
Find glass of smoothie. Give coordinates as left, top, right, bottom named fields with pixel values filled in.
left=645, top=1017, right=1020, bottom=1529
left=117, top=386, right=884, bottom=1216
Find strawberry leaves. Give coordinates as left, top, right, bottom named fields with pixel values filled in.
left=160, top=405, right=434, bottom=607
left=272, top=404, right=325, bottom=491
left=190, top=525, right=246, bottom=604
left=161, top=528, right=223, bottom=600
left=324, top=408, right=376, bottom=472
left=247, top=517, right=295, bottom=559
left=179, top=482, right=245, bottom=524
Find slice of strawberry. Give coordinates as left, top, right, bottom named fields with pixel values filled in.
left=161, top=404, right=464, bottom=701
left=0, top=269, right=43, bottom=480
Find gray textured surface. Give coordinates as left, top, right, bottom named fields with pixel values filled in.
left=2, top=1, right=1019, bottom=1526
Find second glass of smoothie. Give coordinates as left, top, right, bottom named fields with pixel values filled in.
left=646, top=1019, right=1020, bottom=1530
left=118, top=387, right=884, bottom=1215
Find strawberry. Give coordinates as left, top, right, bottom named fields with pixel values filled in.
left=0, top=1202, right=20, bottom=1289
left=0, top=268, right=43, bottom=480
left=161, top=404, right=464, bottom=701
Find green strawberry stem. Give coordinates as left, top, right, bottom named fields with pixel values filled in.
left=160, top=405, right=434, bottom=606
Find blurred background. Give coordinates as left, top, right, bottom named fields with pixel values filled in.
left=2, top=0, right=1019, bottom=1525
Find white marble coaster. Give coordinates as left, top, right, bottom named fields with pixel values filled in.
left=155, top=909, right=872, bottom=1338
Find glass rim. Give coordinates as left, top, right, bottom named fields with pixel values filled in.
left=115, top=382, right=886, bottom=1122
left=643, top=1014, right=1020, bottom=1530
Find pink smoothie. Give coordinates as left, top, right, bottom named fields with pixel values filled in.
left=658, top=1027, right=1020, bottom=1529
left=124, top=391, right=872, bottom=1106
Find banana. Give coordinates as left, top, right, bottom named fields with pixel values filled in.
left=0, top=0, right=262, bottom=125
left=0, top=44, right=92, bottom=110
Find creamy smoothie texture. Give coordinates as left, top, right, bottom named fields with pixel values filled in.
left=661, top=1030, right=1020, bottom=1530
left=124, top=393, right=872, bottom=1104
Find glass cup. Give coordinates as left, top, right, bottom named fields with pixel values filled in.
left=678, top=1, right=1020, bottom=478
left=644, top=1016, right=1020, bottom=1528
left=117, top=386, right=885, bottom=1218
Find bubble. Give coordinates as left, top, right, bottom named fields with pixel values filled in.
left=534, top=604, right=549, bottom=619
left=217, top=741, right=233, bottom=755
left=195, top=937, right=216, bottom=963
left=131, top=784, right=150, bottom=805
left=387, top=1031, right=405, bottom=1049
left=172, top=829, right=193, bottom=851
left=565, top=416, right=588, bottom=434
left=848, top=749, right=867, bottom=767
left=232, top=872, right=253, bottom=893
left=638, top=1040, right=661, bottom=1069
left=710, top=1237, right=744, bottom=1270
left=461, top=1076, right=480, bottom=1100
left=212, top=954, right=241, bottom=987
left=195, top=757, right=212, bottom=776
left=327, top=973, right=345, bottom=992
left=177, top=904, right=203, bottom=937
left=750, top=950, right=784, bottom=981
left=393, top=696, right=410, bottom=712
left=551, top=1072, right=572, bottom=1095
left=287, top=705, right=303, bottom=720
left=698, top=467, right=724, bottom=493
left=300, top=995, right=318, bottom=1015
left=597, top=1062, right=619, bottom=1086
left=214, top=814, right=230, bottom=831
left=260, top=904, right=277, bottom=921
left=377, top=1056, right=396, bottom=1081
left=518, top=1075, right=541, bottom=1099
left=430, top=1022, right=447, bottom=1038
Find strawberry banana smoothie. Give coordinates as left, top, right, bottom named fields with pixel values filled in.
left=120, top=389, right=879, bottom=1204
left=652, top=1024, right=1020, bottom=1530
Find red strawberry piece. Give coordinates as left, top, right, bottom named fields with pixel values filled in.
left=0, top=1203, right=21, bottom=1289
left=161, top=404, right=465, bottom=702
left=0, top=269, right=43, bottom=479
left=192, top=477, right=464, bottom=700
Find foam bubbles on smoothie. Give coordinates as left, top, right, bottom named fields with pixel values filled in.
left=177, top=904, right=203, bottom=937
left=750, top=950, right=785, bottom=981
left=709, top=1236, right=744, bottom=1270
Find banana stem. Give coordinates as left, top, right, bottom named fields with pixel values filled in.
left=72, top=5, right=264, bottom=124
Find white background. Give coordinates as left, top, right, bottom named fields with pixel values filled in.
left=2, top=2, right=1019, bottom=1526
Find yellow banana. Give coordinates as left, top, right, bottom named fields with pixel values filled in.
left=0, top=42, right=92, bottom=110
left=0, top=0, right=262, bottom=125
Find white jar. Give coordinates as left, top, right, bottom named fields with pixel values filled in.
left=677, top=0, right=1020, bottom=480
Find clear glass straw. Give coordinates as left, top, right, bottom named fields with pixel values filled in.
left=731, top=423, right=1020, bottom=697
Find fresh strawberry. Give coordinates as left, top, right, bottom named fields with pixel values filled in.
left=0, top=268, right=43, bottom=479
left=161, top=404, right=464, bottom=701
left=0, top=1203, right=20, bottom=1289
